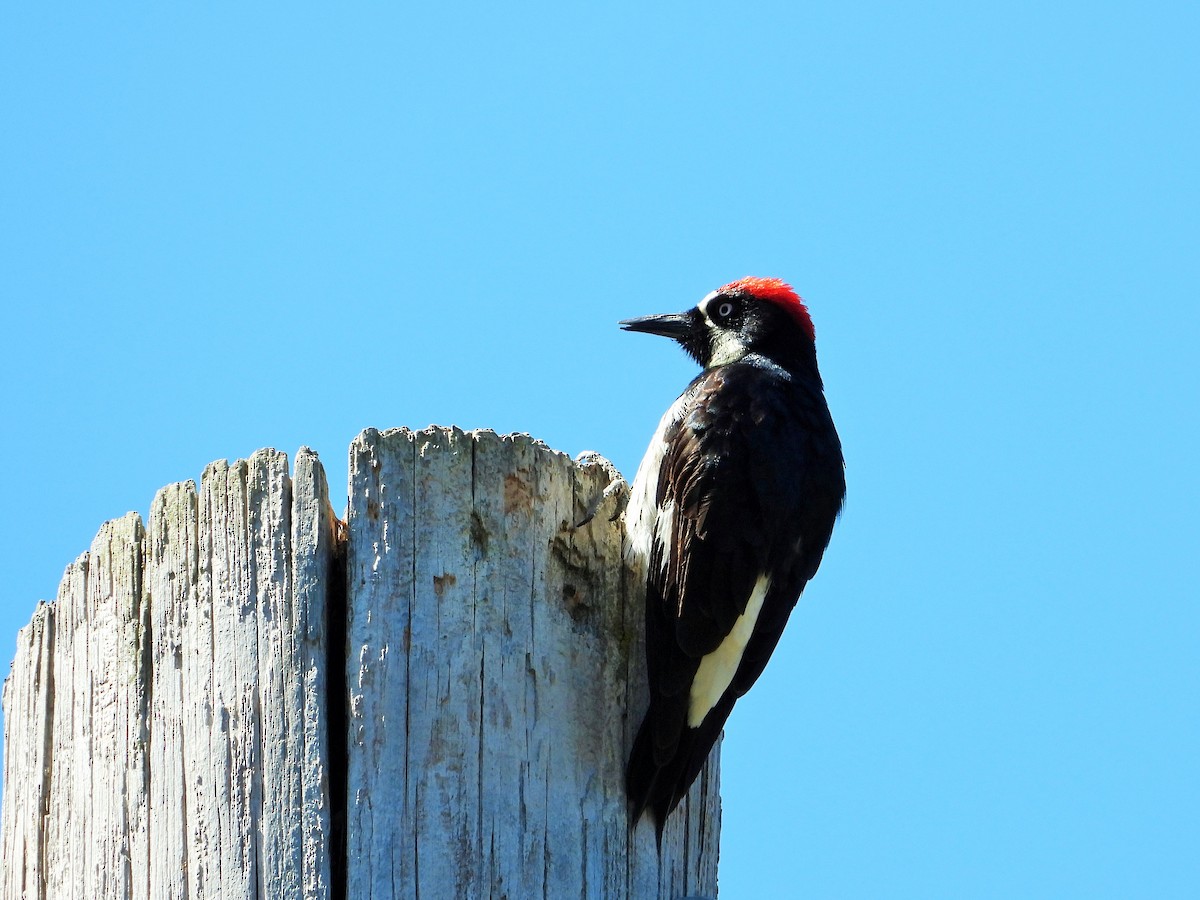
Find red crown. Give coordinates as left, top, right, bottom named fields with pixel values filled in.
left=720, top=276, right=814, bottom=341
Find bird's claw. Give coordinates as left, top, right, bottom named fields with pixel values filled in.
left=572, top=452, right=628, bottom=529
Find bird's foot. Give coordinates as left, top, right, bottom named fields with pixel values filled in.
left=572, top=452, right=628, bottom=528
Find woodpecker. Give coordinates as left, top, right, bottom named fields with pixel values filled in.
left=621, top=276, right=845, bottom=838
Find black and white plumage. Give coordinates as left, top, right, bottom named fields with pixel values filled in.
left=621, top=276, right=845, bottom=837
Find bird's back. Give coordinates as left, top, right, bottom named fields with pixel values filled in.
left=626, top=355, right=845, bottom=832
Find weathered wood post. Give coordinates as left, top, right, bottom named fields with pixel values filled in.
left=1, top=427, right=720, bottom=899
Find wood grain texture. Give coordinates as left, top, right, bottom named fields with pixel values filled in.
left=2, top=431, right=721, bottom=899
left=37, top=515, right=149, bottom=900
left=291, top=448, right=336, bottom=900
left=0, top=601, right=54, bottom=900
left=1, top=449, right=336, bottom=900
left=344, top=427, right=720, bottom=900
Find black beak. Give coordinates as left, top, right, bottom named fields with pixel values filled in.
left=618, top=312, right=693, bottom=340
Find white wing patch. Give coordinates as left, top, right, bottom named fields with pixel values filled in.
left=687, top=574, right=770, bottom=728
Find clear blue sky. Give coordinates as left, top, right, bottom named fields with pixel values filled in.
left=3, top=3, right=1197, bottom=896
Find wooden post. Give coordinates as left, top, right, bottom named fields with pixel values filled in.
left=1, top=428, right=720, bottom=899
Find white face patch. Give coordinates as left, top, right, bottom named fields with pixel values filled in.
left=697, top=290, right=747, bottom=367
left=706, top=329, right=748, bottom=367
left=687, top=574, right=770, bottom=728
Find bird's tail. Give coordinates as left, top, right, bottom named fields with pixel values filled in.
left=629, top=708, right=715, bottom=845
left=626, top=713, right=673, bottom=845
left=627, top=698, right=732, bottom=846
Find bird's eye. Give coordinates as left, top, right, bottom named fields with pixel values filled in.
left=717, top=301, right=735, bottom=319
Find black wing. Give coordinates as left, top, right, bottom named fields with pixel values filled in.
left=628, top=362, right=843, bottom=832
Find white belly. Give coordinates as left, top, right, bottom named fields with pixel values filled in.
left=624, top=392, right=690, bottom=572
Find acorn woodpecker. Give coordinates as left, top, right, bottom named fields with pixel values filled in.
left=621, top=276, right=845, bottom=837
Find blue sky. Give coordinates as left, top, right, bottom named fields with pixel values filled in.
left=3, top=3, right=1197, bottom=896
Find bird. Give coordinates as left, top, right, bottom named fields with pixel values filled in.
left=620, top=276, right=845, bottom=839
